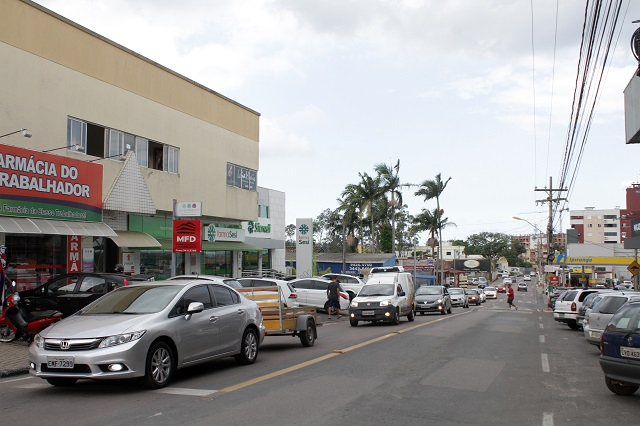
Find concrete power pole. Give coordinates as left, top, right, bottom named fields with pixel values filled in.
left=534, top=176, right=567, bottom=270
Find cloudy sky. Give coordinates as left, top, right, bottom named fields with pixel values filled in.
left=35, top=0, right=640, bottom=242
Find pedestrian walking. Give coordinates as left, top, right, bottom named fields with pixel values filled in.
left=327, top=276, right=342, bottom=319
left=507, top=283, right=517, bottom=310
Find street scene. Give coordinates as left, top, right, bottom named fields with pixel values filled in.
left=4, top=1, right=640, bottom=425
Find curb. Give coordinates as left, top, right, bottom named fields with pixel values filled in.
left=0, top=367, right=29, bottom=378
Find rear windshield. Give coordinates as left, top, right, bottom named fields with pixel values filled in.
left=484, top=287, right=495, bottom=291
left=594, top=296, right=628, bottom=314
left=606, top=305, right=640, bottom=333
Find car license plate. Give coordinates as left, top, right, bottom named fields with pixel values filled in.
left=47, top=357, right=74, bottom=369
left=557, top=313, right=564, bottom=318
left=621, top=346, right=640, bottom=360
left=362, top=310, right=375, bottom=316
left=589, top=330, right=601, bottom=339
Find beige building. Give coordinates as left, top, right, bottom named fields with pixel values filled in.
left=0, top=0, right=279, bottom=287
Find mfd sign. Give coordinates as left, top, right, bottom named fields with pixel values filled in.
left=173, top=220, right=202, bottom=252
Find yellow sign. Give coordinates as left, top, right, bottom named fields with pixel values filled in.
left=553, top=254, right=635, bottom=266
left=628, top=260, right=640, bottom=277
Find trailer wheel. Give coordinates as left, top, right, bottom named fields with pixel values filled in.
left=299, top=319, right=316, bottom=347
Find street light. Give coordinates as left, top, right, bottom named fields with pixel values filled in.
left=0, top=128, right=32, bottom=139
left=413, top=237, right=419, bottom=284
left=43, top=144, right=84, bottom=153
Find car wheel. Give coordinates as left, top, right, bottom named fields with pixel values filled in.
left=568, top=322, right=581, bottom=330
left=391, top=308, right=400, bottom=325
left=141, top=341, right=174, bottom=389
left=350, top=319, right=359, bottom=327
left=407, top=308, right=415, bottom=322
left=605, top=377, right=639, bottom=395
left=299, top=319, right=316, bottom=347
left=46, top=377, right=78, bottom=387
left=0, top=324, right=16, bottom=342
left=235, top=328, right=259, bottom=365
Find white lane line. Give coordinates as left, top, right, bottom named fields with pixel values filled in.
left=539, top=335, right=545, bottom=343
left=0, top=376, right=32, bottom=384
left=543, top=412, right=554, bottom=426
left=539, top=323, right=544, bottom=329
left=154, top=387, right=218, bottom=397
left=541, top=354, right=550, bottom=373
left=539, top=316, right=542, bottom=320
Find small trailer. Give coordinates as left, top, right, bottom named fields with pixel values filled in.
left=237, top=286, right=317, bottom=347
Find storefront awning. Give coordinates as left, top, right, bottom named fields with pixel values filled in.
left=109, top=231, right=161, bottom=248
left=0, top=217, right=117, bottom=237
left=155, top=239, right=261, bottom=251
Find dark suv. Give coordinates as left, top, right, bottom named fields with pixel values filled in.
left=599, top=301, right=640, bottom=395
left=16, top=273, right=149, bottom=317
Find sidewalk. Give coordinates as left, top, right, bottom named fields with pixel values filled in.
left=0, top=340, right=30, bottom=377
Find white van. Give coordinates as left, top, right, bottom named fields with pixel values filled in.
left=348, top=271, right=415, bottom=326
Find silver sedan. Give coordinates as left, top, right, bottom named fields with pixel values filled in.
left=28, top=279, right=265, bottom=389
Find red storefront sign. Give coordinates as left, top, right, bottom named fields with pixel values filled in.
left=549, top=275, right=560, bottom=285
left=172, top=220, right=202, bottom=252
left=67, top=235, right=82, bottom=273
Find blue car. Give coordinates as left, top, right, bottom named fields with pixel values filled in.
left=599, top=301, right=640, bottom=395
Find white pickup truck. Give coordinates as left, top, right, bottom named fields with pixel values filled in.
left=553, top=288, right=601, bottom=330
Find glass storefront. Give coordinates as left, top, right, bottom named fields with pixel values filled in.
left=140, top=250, right=173, bottom=279
left=203, top=251, right=233, bottom=277
left=4, top=235, right=66, bottom=291
left=242, top=249, right=270, bottom=271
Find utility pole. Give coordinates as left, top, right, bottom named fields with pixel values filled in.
left=534, top=176, right=567, bottom=267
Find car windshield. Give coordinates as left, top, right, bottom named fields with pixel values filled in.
left=416, top=287, right=442, bottom=295
left=81, top=285, right=181, bottom=315
left=485, top=287, right=495, bottom=291
left=449, top=288, right=464, bottom=294
left=466, top=289, right=478, bottom=295
left=358, top=284, right=395, bottom=297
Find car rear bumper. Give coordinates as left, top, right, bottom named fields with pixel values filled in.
left=553, top=312, right=577, bottom=323
left=600, top=355, right=640, bottom=386
left=583, top=325, right=603, bottom=344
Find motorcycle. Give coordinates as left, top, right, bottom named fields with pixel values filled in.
left=0, top=289, right=63, bottom=342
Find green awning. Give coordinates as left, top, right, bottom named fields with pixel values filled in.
left=154, top=239, right=261, bottom=251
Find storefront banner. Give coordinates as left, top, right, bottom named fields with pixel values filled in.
left=0, top=144, right=103, bottom=222
left=296, top=218, right=313, bottom=278
left=122, top=252, right=135, bottom=273
left=175, top=201, right=202, bottom=217
left=173, top=220, right=202, bottom=252
left=82, top=248, right=94, bottom=272
left=242, top=218, right=273, bottom=239
left=553, top=254, right=635, bottom=266
left=204, top=223, right=245, bottom=242
left=67, top=235, right=82, bottom=272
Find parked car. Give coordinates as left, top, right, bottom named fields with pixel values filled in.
left=237, top=277, right=299, bottom=307
left=554, top=288, right=601, bottom=330
left=548, top=287, right=572, bottom=310
left=288, top=277, right=350, bottom=312
left=16, top=273, right=151, bottom=318
left=599, top=301, right=640, bottom=395
left=322, top=273, right=366, bottom=300
left=28, top=278, right=265, bottom=388
left=169, top=274, right=243, bottom=289
left=523, top=275, right=531, bottom=282
left=517, top=282, right=527, bottom=292
left=477, top=277, right=488, bottom=288
left=484, top=286, right=497, bottom=299
left=584, top=293, right=640, bottom=346
left=577, top=292, right=609, bottom=328
left=415, top=285, right=452, bottom=315
left=448, top=287, right=469, bottom=308
left=465, top=289, right=481, bottom=306
left=349, top=272, right=415, bottom=326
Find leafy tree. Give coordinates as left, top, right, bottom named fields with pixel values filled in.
left=450, top=239, right=466, bottom=247
left=465, top=232, right=512, bottom=268
left=379, top=222, right=393, bottom=253
left=285, top=224, right=296, bottom=246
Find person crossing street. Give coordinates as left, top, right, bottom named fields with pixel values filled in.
left=507, top=283, right=518, bottom=310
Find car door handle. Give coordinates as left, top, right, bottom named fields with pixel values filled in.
left=209, top=316, right=218, bottom=323
left=237, top=309, right=245, bottom=315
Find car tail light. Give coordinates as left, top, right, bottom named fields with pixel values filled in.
left=123, top=278, right=129, bottom=286
left=288, top=293, right=297, bottom=299
left=571, top=302, right=576, bottom=312
left=340, top=292, right=348, bottom=300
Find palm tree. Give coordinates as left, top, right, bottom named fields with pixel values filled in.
left=341, top=172, right=383, bottom=252
left=375, top=160, right=410, bottom=256
left=415, top=173, right=452, bottom=283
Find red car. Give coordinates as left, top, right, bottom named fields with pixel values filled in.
left=465, top=289, right=481, bottom=306
left=497, top=285, right=506, bottom=293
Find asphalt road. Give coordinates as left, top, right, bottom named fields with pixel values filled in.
left=1, top=281, right=639, bottom=425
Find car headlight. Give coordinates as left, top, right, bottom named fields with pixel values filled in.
left=380, top=300, right=389, bottom=307
left=437, top=299, right=442, bottom=304
left=99, top=330, right=146, bottom=348
left=34, top=334, right=44, bottom=349
left=351, top=301, right=358, bottom=307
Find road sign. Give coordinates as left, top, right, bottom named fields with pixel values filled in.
left=549, top=275, right=560, bottom=285
left=628, top=260, right=640, bottom=277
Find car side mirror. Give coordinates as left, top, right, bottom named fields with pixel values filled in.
left=185, top=301, right=204, bottom=319
left=398, top=291, right=405, bottom=297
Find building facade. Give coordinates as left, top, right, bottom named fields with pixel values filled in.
left=0, top=1, right=284, bottom=289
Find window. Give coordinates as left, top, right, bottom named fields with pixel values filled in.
left=312, top=280, right=329, bottom=291
left=176, top=285, right=213, bottom=315
left=107, top=129, right=124, bottom=159
left=604, top=223, right=617, bottom=228
left=291, top=280, right=313, bottom=290
left=604, top=215, right=617, bottom=219
left=164, top=145, right=179, bottom=174
left=604, top=232, right=618, bottom=237
left=258, top=205, right=269, bottom=218
left=67, top=118, right=86, bottom=151
left=210, top=285, right=235, bottom=306
left=135, top=137, right=148, bottom=167
left=149, top=140, right=164, bottom=171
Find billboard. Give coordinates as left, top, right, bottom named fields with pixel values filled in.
left=0, top=144, right=103, bottom=221
left=173, top=220, right=202, bottom=252
left=453, top=259, right=492, bottom=272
